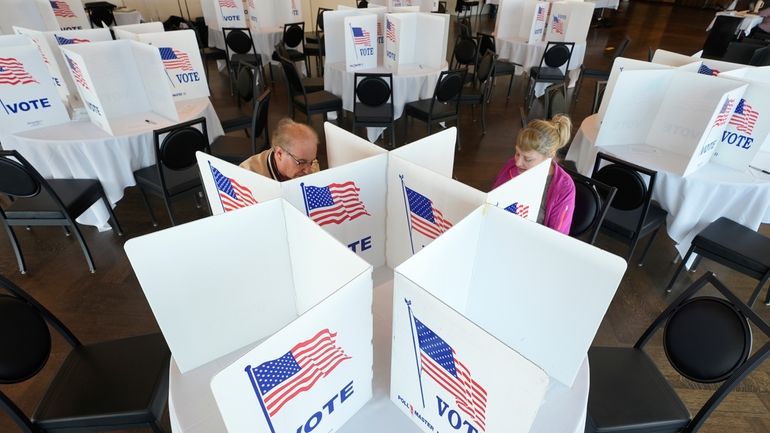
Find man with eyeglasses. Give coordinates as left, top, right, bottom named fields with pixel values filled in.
left=240, top=118, right=320, bottom=180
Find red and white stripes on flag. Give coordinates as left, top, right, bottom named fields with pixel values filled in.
left=303, top=181, right=370, bottom=226
left=713, top=98, right=735, bottom=127
left=728, top=98, right=759, bottom=135
left=50, top=1, right=77, bottom=18
left=219, top=0, right=238, bottom=8
left=0, top=58, right=37, bottom=86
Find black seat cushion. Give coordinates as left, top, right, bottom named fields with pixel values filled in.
left=602, top=203, right=667, bottom=239
left=33, top=333, right=170, bottom=430
left=354, top=102, right=394, bottom=123
left=211, top=135, right=255, bottom=165
left=587, top=347, right=691, bottom=433
left=134, top=165, right=202, bottom=197
left=494, top=60, right=516, bottom=75
left=582, top=68, right=610, bottom=80
left=693, top=217, right=770, bottom=274
left=530, top=66, right=565, bottom=81
left=294, top=91, right=342, bottom=111
left=459, top=89, right=483, bottom=103
left=201, top=47, right=226, bottom=61
left=404, top=99, right=458, bottom=122
left=285, top=48, right=305, bottom=61
left=5, top=179, right=102, bottom=220
left=302, top=77, right=325, bottom=93
left=230, top=53, right=258, bottom=66
left=221, top=115, right=251, bottom=133
left=304, top=43, right=320, bottom=55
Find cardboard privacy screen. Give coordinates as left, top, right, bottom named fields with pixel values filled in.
left=113, top=22, right=166, bottom=41
left=383, top=12, right=446, bottom=73
left=137, top=30, right=211, bottom=101
left=495, top=0, right=550, bottom=43
left=545, top=1, right=593, bottom=43
left=391, top=204, right=626, bottom=433
left=0, top=0, right=59, bottom=34
left=0, top=41, right=70, bottom=133
left=247, top=0, right=303, bottom=29
left=60, top=40, right=180, bottom=135
left=38, top=0, right=89, bottom=31
left=596, top=68, right=747, bottom=176
left=344, top=14, right=378, bottom=71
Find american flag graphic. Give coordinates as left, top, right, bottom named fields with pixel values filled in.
left=536, top=6, right=546, bottom=22
left=210, top=165, right=257, bottom=212
left=50, top=1, right=77, bottom=18
left=698, top=64, right=719, bottom=76
left=351, top=26, right=371, bottom=47
left=405, top=186, right=453, bottom=240
left=386, top=20, right=397, bottom=43
left=55, top=35, right=90, bottom=45
left=552, top=15, right=564, bottom=35
left=377, top=21, right=383, bottom=39
left=729, top=98, right=759, bottom=135
left=415, top=317, right=487, bottom=430
left=65, top=56, right=88, bottom=90
left=713, top=98, right=734, bottom=127
left=303, top=181, right=369, bottom=226
left=159, top=47, right=193, bottom=71
left=249, top=329, right=351, bottom=417
left=219, top=0, right=238, bottom=8
left=504, top=202, right=530, bottom=219
left=0, top=58, right=37, bottom=86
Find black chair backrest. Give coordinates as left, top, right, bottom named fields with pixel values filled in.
left=87, top=6, right=116, bottom=28
left=592, top=152, right=655, bottom=212
left=0, top=152, right=41, bottom=198
left=279, top=56, right=305, bottom=96
left=564, top=167, right=617, bottom=243
left=153, top=117, right=210, bottom=172
left=476, top=51, right=495, bottom=83
left=355, top=73, right=393, bottom=107
left=252, top=88, right=272, bottom=153
left=702, top=16, right=742, bottom=59
left=236, top=63, right=256, bottom=102
left=357, top=0, right=369, bottom=8
left=613, top=36, right=631, bottom=60
left=542, top=42, right=574, bottom=70
left=284, top=22, right=305, bottom=49
left=438, top=1, right=447, bottom=13
left=457, top=18, right=472, bottom=39
left=452, top=36, right=478, bottom=67
left=546, top=85, right=566, bottom=118
left=434, top=69, right=466, bottom=103
left=750, top=46, right=770, bottom=66
left=224, top=28, right=254, bottom=54
left=317, top=8, right=331, bottom=32
left=722, top=42, right=759, bottom=64
left=477, top=32, right=496, bottom=56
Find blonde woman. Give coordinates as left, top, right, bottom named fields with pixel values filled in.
left=491, top=115, right=575, bottom=234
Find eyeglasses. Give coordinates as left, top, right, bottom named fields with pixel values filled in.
left=280, top=147, right=317, bottom=167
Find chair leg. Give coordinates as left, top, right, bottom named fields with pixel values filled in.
left=573, top=68, right=584, bottom=101
left=637, top=226, right=661, bottom=267
left=100, top=192, right=123, bottom=236
left=666, top=245, right=695, bottom=293
left=390, top=121, right=396, bottom=148
left=2, top=223, right=26, bottom=274
left=506, top=74, right=514, bottom=100
left=481, top=101, right=487, bottom=134
left=69, top=222, right=95, bottom=273
left=163, top=196, right=177, bottom=226
left=138, top=187, right=159, bottom=227
left=748, top=272, right=770, bottom=307
left=62, top=226, right=71, bottom=237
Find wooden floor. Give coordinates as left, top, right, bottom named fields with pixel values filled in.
left=3, top=2, right=770, bottom=432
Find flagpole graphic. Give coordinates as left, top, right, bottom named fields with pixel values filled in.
left=244, top=365, right=277, bottom=433
left=399, top=175, right=416, bottom=254
left=405, top=298, right=427, bottom=408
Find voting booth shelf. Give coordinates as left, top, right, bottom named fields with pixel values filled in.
left=391, top=204, right=627, bottom=433
left=61, top=40, right=180, bottom=136
left=0, top=40, right=70, bottom=133
left=126, top=199, right=374, bottom=433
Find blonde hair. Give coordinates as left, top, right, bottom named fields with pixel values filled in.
left=271, top=118, right=319, bottom=152
left=516, top=114, right=572, bottom=157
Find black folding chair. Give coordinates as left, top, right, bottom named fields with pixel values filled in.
left=591, top=152, right=668, bottom=266
left=573, top=36, right=630, bottom=101
left=702, top=15, right=743, bottom=59
left=212, top=88, right=272, bottom=165
left=83, top=1, right=116, bottom=27
left=526, top=41, right=575, bottom=110
left=279, top=56, right=342, bottom=124
left=133, top=117, right=210, bottom=227
left=0, top=150, right=122, bottom=274
left=563, top=166, right=617, bottom=245
left=222, top=27, right=260, bottom=93
left=0, top=274, right=170, bottom=433
left=460, top=51, right=495, bottom=135
left=353, top=73, right=396, bottom=148
left=283, top=22, right=310, bottom=77
left=403, top=69, right=467, bottom=149
left=450, top=35, right=480, bottom=84
left=477, top=32, right=520, bottom=102
left=587, top=272, right=770, bottom=433
left=220, top=60, right=264, bottom=135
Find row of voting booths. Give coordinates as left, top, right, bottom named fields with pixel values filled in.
left=125, top=123, right=627, bottom=433
left=594, top=48, right=770, bottom=175
left=0, top=0, right=91, bottom=35
left=494, top=0, right=594, bottom=44
left=0, top=21, right=211, bottom=136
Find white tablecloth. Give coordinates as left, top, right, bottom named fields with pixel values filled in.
left=168, top=267, right=589, bottom=433
left=495, top=38, right=586, bottom=97
left=1, top=98, right=224, bottom=230
left=566, top=114, right=770, bottom=258
left=114, top=9, right=143, bottom=26
left=324, top=62, right=447, bottom=141
left=706, top=11, right=764, bottom=35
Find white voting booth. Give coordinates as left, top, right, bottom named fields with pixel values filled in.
left=383, top=13, right=445, bottom=73
left=495, top=0, right=551, bottom=44
left=391, top=204, right=627, bottom=433
left=125, top=199, right=374, bottom=433
left=596, top=69, right=747, bottom=177
left=113, top=22, right=166, bottom=41
left=136, top=30, right=211, bottom=101
left=545, top=1, right=593, bottom=43
left=247, top=0, right=303, bottom=29
left=0, top=40, right=69, bottom=133
left=60, top=40, right=180, bottom=135
left=0, top=0, right=59, bottom=34
left=37, top=0, right=89, bottom=31
left=344, top=14, right=378, bottom=71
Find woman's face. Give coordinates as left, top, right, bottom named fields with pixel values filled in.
left=514, top=146, right=549, bottom=172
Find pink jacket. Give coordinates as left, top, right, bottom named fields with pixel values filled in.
left=491, top=161, right=576, bottom=235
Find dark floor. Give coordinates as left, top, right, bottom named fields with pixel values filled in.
left=2, top=2, right=770, bottom=432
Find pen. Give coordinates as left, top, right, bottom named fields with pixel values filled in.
left=749, top=166, right=770, bottom=175
left=145, top=119, right=156, bottom=125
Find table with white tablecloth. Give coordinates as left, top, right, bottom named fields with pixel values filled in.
left=1, top=98, right=224, bottom=231
left=566, top=114, right=770, bottom=258
left=168, top=267, right=590, bottom=433
left=495, top=38, right=587, bottom=98
left=324, top=61, right=448, bottom=141
left=706, top=11, right=764, bottom=36
left=114, top=9, right=143, bottom=26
